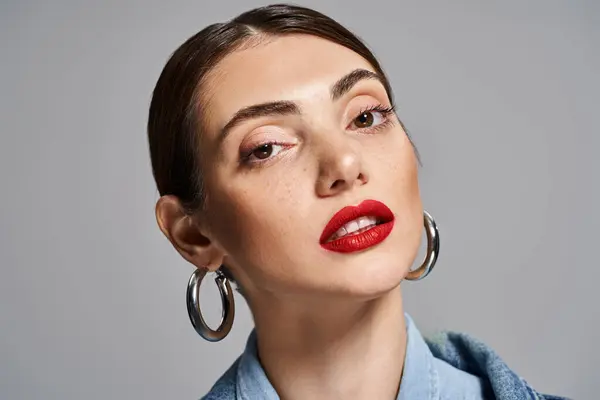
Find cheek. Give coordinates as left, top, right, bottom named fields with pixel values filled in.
left=374, top=128, right=420, bottom=197
left=378, top=130, right=423, bottom=240
left=205, top=170, right=315, bottom=280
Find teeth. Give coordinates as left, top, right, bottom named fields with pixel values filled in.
left=334, top=226, right=348, bottom=238
left=345, top=220, right=360, bottom=234
left=357, top=216, right=374, bottom=229
left=329, top=216, right=378, bottom=241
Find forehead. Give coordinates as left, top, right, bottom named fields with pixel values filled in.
left=202, top=34, right=376, bottom=127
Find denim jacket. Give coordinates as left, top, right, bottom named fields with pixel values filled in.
left=201, top=314, right=569, bottom=400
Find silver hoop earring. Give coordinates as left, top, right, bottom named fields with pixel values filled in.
left=186, top=268, right=235, bottom=342
left=406, top=211, right=440, bottom=281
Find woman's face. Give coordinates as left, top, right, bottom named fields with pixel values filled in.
left=196, top=34, right=423, bottom=299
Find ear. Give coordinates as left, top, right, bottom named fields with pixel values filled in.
left=154, top=195, right=225, bottom=272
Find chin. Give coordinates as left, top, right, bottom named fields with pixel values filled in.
left=315, top=253, right=411, bottom=299
left=356, top=261, right=409, bottom=298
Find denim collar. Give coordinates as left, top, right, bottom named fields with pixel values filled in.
left=397, top=313, right=438, bottom=399
left=234, top=313, right=484, bottom=400
left=236, top=329, right=279, bottom=399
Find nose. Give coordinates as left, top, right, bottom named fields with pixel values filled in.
left=315, top=135, right=368, bottom=197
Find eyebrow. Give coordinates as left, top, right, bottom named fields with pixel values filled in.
left=217, top=68, right=385, bottom=143
left=330, top=68, right=383, bottom=101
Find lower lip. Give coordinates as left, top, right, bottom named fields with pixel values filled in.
left=320, top=220, right=395, bottom=253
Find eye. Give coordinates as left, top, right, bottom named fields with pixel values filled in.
left=242, top=142, right=287, bottom=164
left=350, top=105, right=395, bottom=130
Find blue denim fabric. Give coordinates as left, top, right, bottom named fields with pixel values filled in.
left=201, top=314, right=570, bottom=400
left=398, top=314, right=485, bottom=399
left=425, top=331, right=569, bottom=400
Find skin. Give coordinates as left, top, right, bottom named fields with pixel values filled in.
left=156, top=34, right=424, bottom=399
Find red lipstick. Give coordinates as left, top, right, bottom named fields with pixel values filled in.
left=320, top=199, right=395, bottom=253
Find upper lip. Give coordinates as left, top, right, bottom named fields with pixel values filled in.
left=319, top=199, right=395, bottom=243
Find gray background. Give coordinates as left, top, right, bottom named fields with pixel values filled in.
left=1, top=0, right=597, bottom=398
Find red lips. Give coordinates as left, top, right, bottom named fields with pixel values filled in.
left=319, top=199, right=395, bottom=253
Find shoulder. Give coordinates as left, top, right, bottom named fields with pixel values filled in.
left=425, top=330, right=571, bottom=400
left=200, top=357, right=241, bottom=400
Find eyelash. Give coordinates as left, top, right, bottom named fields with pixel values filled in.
left=239, top=103, right=396, bottom=167
left=239, top=142, right=291, bottom=168
left=353, top=104, right=396, bottom=133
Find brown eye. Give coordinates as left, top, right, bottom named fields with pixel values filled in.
left=349, top=108, right=390, bottom=131
left=354, top=111, right=375, bottom=128
left=241, top=142, right=289, bottom=165
left=252, top=144, right=273, bottom=160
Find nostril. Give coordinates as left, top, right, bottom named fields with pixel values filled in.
left=330, top=179, right=345, bottom=190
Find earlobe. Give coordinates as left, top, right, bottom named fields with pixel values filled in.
left=155, top=195, right=225, bottom=271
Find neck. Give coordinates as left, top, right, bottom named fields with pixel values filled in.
left=250, top=287, right=407, bottom=400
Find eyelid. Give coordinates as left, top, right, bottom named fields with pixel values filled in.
left=240, top=125, right=294, bottom=145
left=344, top=92, right=393, bottom=116
left=238, top=126, right=298, bottom=165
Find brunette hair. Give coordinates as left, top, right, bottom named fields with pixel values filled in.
left=147, top=3, right=399, bottom=214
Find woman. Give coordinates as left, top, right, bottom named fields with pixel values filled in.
left=147, top=4, right=568, bottom=399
